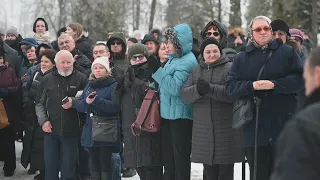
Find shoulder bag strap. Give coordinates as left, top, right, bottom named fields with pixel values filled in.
left=257, top=51, right=273, bottom=80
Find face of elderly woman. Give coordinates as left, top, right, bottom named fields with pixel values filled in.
left=252, top=19, right=272, bottom=46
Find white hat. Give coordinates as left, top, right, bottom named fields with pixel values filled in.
left=91, top=57, right=110, bottom=72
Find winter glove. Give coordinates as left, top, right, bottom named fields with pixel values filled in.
left=197, top=78, right=210, bottom=96
left=147, top=55, right=161, bottom=73
left=115, top=75, right=125, bottom=90
left=0, top=88, right=9, bottom=98
left=127, top=66, right=135, bottom=82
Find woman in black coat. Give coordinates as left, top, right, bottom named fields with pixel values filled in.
left=0, top=48, right=20, bottom=177
left=181, top=38, right=243, bottom=180
left=225, top=16, right=304, bottom=180
left=21, top=49, right=56, bottom=180
left=113, top=43, right=163, bottom=180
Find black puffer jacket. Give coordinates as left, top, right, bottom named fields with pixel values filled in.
left=35, top=68, right=87, bottom=137
left=21, top=69, right=52, bottom=169
left=76, top=36, right=93, bottom=60
left=113, top=63, right=162, bottom=168
left=71, top=48, right=92, bottom=77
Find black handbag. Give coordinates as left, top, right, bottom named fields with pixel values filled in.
left=232, top=51, right=273, bottom=129
left=91, top=114, right=118, bottom=142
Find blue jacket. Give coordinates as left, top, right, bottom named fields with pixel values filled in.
left=226, top=40, right=304, bottom=147
left=75, top=77, right=120, bottom=147
left=152, top=24, right=198, bottom=120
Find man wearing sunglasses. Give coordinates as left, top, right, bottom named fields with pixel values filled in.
left=200, top=20, right=237, bottom=61
left=106, top=32, right=129, bottom=75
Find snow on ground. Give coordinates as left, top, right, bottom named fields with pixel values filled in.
left=0, top=142, right=250, bottom=180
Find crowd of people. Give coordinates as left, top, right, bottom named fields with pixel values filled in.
left=0, top=14, right=316, bottom=180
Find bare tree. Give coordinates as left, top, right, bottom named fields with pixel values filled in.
left=311, top=0, right=318, bottom=47
left=148, top=0, right=157, bottom=31
left=229, top=0, right=242, bottom=26
left=218, top=0, right=222, bottom=22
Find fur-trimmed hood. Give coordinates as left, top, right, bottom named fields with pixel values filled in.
left=164, top=23, right=193, bottom=58
left=228, top=26, right=245, bottom=36
left=200, top=20, right=228, bottom=49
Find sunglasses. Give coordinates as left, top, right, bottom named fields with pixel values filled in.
left=206, top=31, right=220, bottom=37
left=131, top=55, right=145, bottom=61
left=272, top=31, right=286, bottom=37
left=253, top=26, right=271, bottom=33
left=110, top=41, right=121, bottom=45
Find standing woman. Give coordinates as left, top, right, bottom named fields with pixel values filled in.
left=21, top=49, right=57, bottom=180
left=181, top=38, right=243, bottom=180
left=0, top=48, right=20, bottom=177
left=66, top=23, right=93, bottom=60
left=150, top=24, right=198, bottom=180
left=76, top=57, right=121, bottom=179
left=33, top=18, right=52, bottom=44
left=225, top=16, right=303, bottom=180
left=157, top=39, right=169, bottom=66
left=113, top=43, right=163, bottom=180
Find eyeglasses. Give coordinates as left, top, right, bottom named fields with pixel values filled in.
left=253, top=26, right=271, bottom=33
left=272, top=30, right=286, bottom=37
left=206, top=31, right=220, bottom=37
left=110, top=41, right=121, bottom=45
left=131, top=55, right=145, bottom=61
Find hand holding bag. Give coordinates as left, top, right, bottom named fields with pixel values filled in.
left=91, top=114, right=118, bottom=142
left=232, top=51, right=273, bottom=129
left=0, top=99, right=9, bottom=129
left=131, top=87, right=161, bottom=136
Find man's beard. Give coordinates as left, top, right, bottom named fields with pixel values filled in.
left=58, top=69, right=73, bottom=77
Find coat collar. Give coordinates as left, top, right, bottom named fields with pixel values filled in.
left=245, top=39, right=281, bottom=53
left=303, top=88, right=320, bottom=109
left=199, top=53, right=230, bottom=69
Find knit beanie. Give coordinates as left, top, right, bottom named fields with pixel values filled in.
left=91, top=57, right=110, bottom=72
left=142, top=34, right=159, bottom=44
left=270, top=19, right=290, bottom=36
left=200, top=37, right=222, bottom=57
left=289, top=28, right=304, bottom=44
left=128, top=43, right=150, bottom=60
left=33, top=17, right=49, bottom=33
left=6, top=26, right=19, bottom=37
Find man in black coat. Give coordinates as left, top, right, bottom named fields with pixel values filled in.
left=270, top=47, right=320, bottom=180
left=58, top=33, right=91, bottom=77
left=35, top=50, right=87, bottom=180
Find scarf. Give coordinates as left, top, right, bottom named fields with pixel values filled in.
left=34, top=31, right=52, bottom=44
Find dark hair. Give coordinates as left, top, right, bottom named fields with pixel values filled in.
left=26, top=45, right=36, bottom=51
left=57, top=27, right=67, bottom=37
left=94, top=43, right=109, bottom=52
left=33, top=17, right=49, bottom=33
left=40, top=49, right=57, bottom=64
left=128, top=37, right=138, bottom=43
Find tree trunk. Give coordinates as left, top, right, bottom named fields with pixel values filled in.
left=218, top=0, right=222, bottom=22
left=229, top=0, right=242, bottom=26
left=148, top=0, right=157, bottom=32
left=312, top=0, right=318, bottom=47
left=135, top=0, right=141, bottom=30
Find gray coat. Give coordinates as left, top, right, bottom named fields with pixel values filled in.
left=181, top=54, right=244, bottom=165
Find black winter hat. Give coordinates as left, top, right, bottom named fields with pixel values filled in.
left=128, top=43, right=150, bottom=60
left=128, top=37, right=138, bottom=43
left=142, top=34, right=159, bottom=44
left=33, top=17, right=49, bottom=33
left=270, top=19, right=291, bottom=36
left=200, top=37, right=222, bottom=57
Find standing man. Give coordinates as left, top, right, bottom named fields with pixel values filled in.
left=35, top=50, right=87, bottom=180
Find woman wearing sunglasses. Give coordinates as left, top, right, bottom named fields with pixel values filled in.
left=226, top=16, right=304, bottom=180
left=200, top=20, right=237, bottom=61
left=113, top=43, right=163, bottom=180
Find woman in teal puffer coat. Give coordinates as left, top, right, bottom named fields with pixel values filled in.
left=148, top=23, right=198, bottom=180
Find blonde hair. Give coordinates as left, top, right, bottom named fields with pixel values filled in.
left=67, top=23, right=83, bottom=40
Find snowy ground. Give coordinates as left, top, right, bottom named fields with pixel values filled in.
left=0, top=142, right=250, bottom=180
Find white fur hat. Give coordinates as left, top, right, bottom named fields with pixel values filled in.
left=91, top=57, right=110, bottom=72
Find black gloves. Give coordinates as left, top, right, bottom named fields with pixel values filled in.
left=127, top=66, right=135, bottom=82
left=197, top=78, right=210, bottom=96
left=147, top=55, right=161, bottom=73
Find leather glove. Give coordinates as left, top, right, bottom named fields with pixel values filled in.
left=127, top=66, right=135, bottom=82
left=197, top=78, right=210, bottom=96
left=147, top=55, right=161, bottom=73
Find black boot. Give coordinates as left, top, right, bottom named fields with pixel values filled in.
left=28, top=167, right=37, bottom=174
left=4, top=170, right=14, bottom=177
left=101, top=172, right=113, bottom=179
left=34, top=170, right=45, bottom=180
